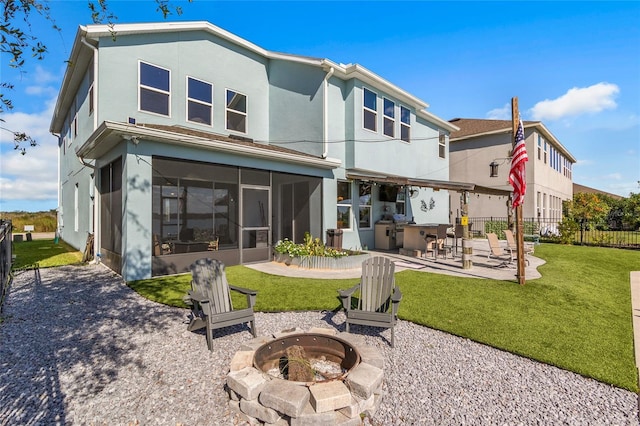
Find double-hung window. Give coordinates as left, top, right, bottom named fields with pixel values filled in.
left=383, top=98, right=395, bottom=138
left=139, top=61, right=170, bottom=116
left=187, top=77, right=213, bottom=126
left=337, top=181, right=351, bottom=229
left=363, top=88, right=377, bottom=132
left=438, top=132, right=446, bottom=158
left=400, top=106, right=411, bottom=142
left=358, top=183, right=372, bottom=229
left=226, top=89, right=247, bottom=133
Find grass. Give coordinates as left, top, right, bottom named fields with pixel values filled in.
left=11, top=239, right=83, bottom=269
left=129, top=244, right=639, bottom=392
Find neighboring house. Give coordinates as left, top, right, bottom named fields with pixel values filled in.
left=448, top=118, right=576, bottom=228
left=50, top=21, right=469, bottom=281
left=573, top=183, right=624, bottom=201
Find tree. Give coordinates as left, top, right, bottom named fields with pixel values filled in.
left=566, top=192, right=611, bottom=225
left=1, top=0, right=189, bottom=153
left=622, top=192, right=640, bottom=230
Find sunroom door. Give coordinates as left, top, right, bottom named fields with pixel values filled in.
left=241, top=186, right=270, bottom=263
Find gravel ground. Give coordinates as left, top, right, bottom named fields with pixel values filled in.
left=0, top=264, right=637, bottom=425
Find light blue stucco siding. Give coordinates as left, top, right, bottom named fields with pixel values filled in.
left=122, top=151, right=153, bottom=281
left=268, top=59, right=325, bottom=156
left=96, top=31, right=270, bottom=142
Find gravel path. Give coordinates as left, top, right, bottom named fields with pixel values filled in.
left=1, top=265, right=637, bottom=425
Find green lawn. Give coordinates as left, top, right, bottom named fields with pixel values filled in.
left=130, top=244, right=639, bottom=392
left=11, top=239, right=83, bottom=269
left=11, top=238, right=637, bottom=392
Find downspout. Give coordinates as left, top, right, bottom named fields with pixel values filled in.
left=80, top=37, right=98, bottom=131
left=322, top=67, right=335, bottom=159
left=80, top=37, right=99, bottom=262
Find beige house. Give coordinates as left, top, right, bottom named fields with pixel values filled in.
left=448, top=118, right=576, bottom=230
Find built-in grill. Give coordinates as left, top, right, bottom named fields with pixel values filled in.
left=375, top=218, right=410, bottom=249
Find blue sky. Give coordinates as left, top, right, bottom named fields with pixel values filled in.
left=1, top=0, right=639, bottom=212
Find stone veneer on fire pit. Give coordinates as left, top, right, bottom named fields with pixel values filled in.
left=226, top=327, right=385, bottom=425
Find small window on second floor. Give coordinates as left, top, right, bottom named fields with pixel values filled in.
left=400, top=106, right=411, bottom=142
left=187, top=77, right=213, bottom=126
left=226, top=89, right=247, bottom=133
left=438, top=132, right=446, bottom=158
left=383, top=98, right=395, bottom=137
left=363, top=88, right=377, bottom=132
left=139, top=61, right=170, bottom=116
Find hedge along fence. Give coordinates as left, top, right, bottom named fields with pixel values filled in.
left=482, top=220, right=539, bottom=240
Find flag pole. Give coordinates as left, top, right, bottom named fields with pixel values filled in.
left=511, top=97, right=526, bottom=285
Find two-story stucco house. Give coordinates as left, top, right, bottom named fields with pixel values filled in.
left=448, top=118, right=576, bottom=230
left=50, top=21, right=470, bottom=281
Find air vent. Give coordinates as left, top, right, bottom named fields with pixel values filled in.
left=128, top=117, right=136, bottom=125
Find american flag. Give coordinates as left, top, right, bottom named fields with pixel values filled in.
left=509, top=120, right=528, bottom=207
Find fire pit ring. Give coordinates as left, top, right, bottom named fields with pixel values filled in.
left=253, top=333, right=361, bottom=384
left=226, top=328, right=385, bottom=424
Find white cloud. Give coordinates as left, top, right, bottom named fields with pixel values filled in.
left=529, top=82, right=619, bottom=121
left=573, top=159, right=593, bottom=167
left=486, top=103, right=510, bottom=120
left=602, top=173, right=622, bottom=180
left=0, top=98, right=59, bottom=204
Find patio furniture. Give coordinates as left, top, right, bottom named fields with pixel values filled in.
left=338, top=256, right=402, bottom=347
left=486, top=232, right=514, bottom=266
left=504, top=229, right=534, bottom=256
left=184, top=258, right=258, bottom=351
left=436, top=224, right=453, bottom=259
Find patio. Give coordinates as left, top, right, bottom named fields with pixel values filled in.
left=249, top=238, right=545, bottom=282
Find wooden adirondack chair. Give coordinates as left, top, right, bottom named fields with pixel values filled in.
left=338, top=256, right=402, bottom=347
left=184, top=258, right=257, bottom=351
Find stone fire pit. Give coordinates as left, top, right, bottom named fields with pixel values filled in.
left=226, top=327, right=384, bottom=425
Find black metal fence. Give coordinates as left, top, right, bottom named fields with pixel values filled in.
left=467, top=216, right=640, bottom=249
left=0, top=220, right=13, bottom=312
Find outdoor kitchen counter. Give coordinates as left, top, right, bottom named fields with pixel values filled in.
left=402, top=223, right=449, bottom=253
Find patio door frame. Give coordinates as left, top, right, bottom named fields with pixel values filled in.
left=240, top=184, right=271, bottom=263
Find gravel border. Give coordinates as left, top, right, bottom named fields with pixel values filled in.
left=1, top=264, right=637, bottom=425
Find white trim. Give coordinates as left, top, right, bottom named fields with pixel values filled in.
left=362, top=87, right=378, bottom=133
left=186, top=76, right=213, bottom=127
left=225, top=88, right=248, bottom=134
left=138, top=60, right=171, bottom=117
left=77, top=121, right=342, bottom=170
left=382, top=97, right=395, bottom=138
left=400, top=105, right=411, bottom=143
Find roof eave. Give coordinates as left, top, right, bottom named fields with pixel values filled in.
left=76, top=121, right=342, bottom=170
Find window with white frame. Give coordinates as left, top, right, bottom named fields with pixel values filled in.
left=438, top=131, right=446, bottom=158
left=358, top=183, right=372, bottom=229
left=383, top=98, right=395, bottom=137
left=363, top=88, right=377, bottom=132
left=187, top=77, right=213, bottom=126
left=139, top=61, right=170, bottom=116
left=226, top=89, right=247, bottom=133
left=400, top=106, right=410, bottom=142
left=337, top=181, right=351, bottom=229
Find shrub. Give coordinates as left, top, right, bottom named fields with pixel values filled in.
left=273, top=232, right=349, bottom=258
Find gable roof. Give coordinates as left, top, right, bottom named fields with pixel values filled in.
left=573, top=183, right=624, bottom=200
left=51, top=21, right=457, bottom=134
left=448, top=118, right=576, bottom=163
